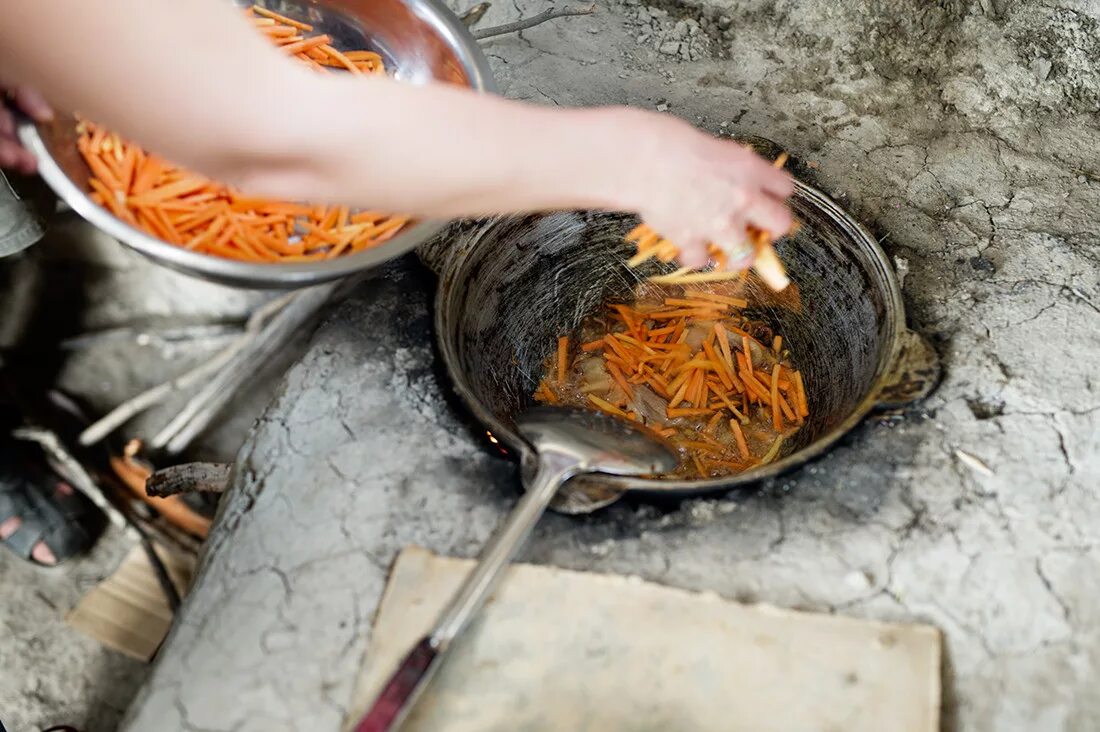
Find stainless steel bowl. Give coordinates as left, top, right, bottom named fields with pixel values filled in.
left=17, top=0, right=495, bottom=289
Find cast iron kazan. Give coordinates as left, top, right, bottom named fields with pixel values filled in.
left=420, top=143, right=940, bottom=513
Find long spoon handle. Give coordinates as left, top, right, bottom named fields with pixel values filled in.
left=354, top=452, right=577, bottom=732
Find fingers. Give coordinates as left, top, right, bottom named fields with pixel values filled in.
left=673, top=233, right=710, bottom=269
left=710, top=220, right=754, bottom=271
left=761, top=168, right=794, bottom=198
left=744, top=191, right=793, bottom=237
left=0, top=140, right=37, bottom=174
left=12, top=87, right=53, bottom=123
left=0, top=93, right=39, bottom=174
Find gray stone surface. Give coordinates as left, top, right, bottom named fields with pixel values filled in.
left=104, top=0, right=1100, bottom=729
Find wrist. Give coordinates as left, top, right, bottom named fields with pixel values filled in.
left=576, top=106, right=666, bottom=214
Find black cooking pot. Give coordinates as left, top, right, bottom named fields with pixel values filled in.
left=420, top=159, right=939, bottom=512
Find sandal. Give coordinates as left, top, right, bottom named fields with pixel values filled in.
left=0, top=438, right=99, bottom=566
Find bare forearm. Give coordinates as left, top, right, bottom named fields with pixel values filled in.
left=1, top=0, right=795, bottom=268
left=0, top=0, right=636, bottom=218
left=247, top=76, right=640, bottom=217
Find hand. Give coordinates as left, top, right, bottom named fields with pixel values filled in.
left=0, top=86, right=53, bottom=174
left=621, top=111, right=794, bottom=270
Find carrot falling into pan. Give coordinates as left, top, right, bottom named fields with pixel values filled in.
left=624, top=152, right=796, bottom=291
left=76, top=6, right=407, bottom=263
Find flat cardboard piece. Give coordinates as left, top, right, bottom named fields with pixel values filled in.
left=347, top=546, right=941, bottom=731
left=67, top=543, right=194, bottom=662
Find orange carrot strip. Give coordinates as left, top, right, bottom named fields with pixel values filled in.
left=689, top=369, right=707, bottom=408
left=692, top=454, right=708, bottom=477
left=80, top=150, right=123, bottom=192
left=646, top=308, right=725, bottom=320
left=684, top=291, right=749, bottom=308
left=702, top=341, right=734, bottom=390
left=281, top=34, right=332, bottom=56
left=88, top=178, right=134, bottom=224
left=742, top=335, right=754, bottom=377
left=556, top=336, right=570, bottom=383
left=350, top=217, right=408, bottom=250
left=739, top=369, right=772, bottom=404
left=580, top=339, right=606, bottom=352
left=667, top=407, right=713, bottom=418
left=729, top=420, right=751, bottom=460
left=260, top=25, right=300, bottom=38
left=350, top=211, right=386, bottom=225
left=625, top=223, right=651, bottom=242
left=128, top=178, right=207, bottom=206
left=672, top=358, right=717, bottom=375
left=606, top=361, right=634, bottom=399
left=319, top=44, right=361, bottom=73
left=151, top=205, right=184, bottom=245
left=117, top=144, right=139, bottom=193
left=88, top=124, right=108, bottom=152
left=135, top=207, right=174, bottom=244
left=344, top=50, right=384, bottom=63
left=588, top=394, right=629, bottom=419
left=664, top=297, right=730, bottom=310
left=793, top=370, right=809, bottom=417
left=709, top=383, right=748, bottom=421
left=252, top=6, right=313, bottom=31
left=185, top=215, right=228, bottom=251
left=668, top=375, right=692, bottom=409
left=777, top=392, right=797, bottom=423
left=602, top=335, right=634, bottom=366
left=130, top=157, right=165, bottom=195
left=771, top=364, right=783, bottom=432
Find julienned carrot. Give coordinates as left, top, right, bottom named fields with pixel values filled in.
left=668, top=407, right=713, bottom=418
left=77, top=5, right=409, bottom=264
left=251, top=5, right=313, bottom=31
left=320, top=44, right=360, bottom=73
left=557, top=336, right=569, bottom=383
left=535, top=284, right=809, bottom=479
left=729, top=419, right=750, bottom=460
left=588, top=394, right=628, bottom=419
left=793, top=370, right=809, bottom=417
left=606, top=361, right=634, bottom=399
left=771, top=364, right=782, bottom=431
left=280, top=34, right=332, bottom=56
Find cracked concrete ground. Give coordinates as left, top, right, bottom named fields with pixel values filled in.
left=123, top=1, right=1100, bottom=729
left=0, top=220, right=299, bottom=731
left=11, top=0, right=1100, bottom=729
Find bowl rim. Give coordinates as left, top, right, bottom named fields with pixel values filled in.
left=17, top=0, right=497, bottom=289
left=435, top=180, right=908, bottom=494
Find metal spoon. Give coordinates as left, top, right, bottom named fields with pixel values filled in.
left=354, top=406, right=678, bottom=731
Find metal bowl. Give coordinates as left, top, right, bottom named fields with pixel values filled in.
left=17, top=0, right=495, bottom=289
left=430, top=179, right=941, bottom=511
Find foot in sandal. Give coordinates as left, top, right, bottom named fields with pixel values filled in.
left=0, top=437, right=101, bottom=567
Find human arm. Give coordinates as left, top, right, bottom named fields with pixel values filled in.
left=0, top=0, right=793, bottom=267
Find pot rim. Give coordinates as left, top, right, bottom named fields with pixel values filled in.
left=435, top=179, right=908, bottom=493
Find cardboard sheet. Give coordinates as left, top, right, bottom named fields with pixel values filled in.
left=67, top=543, right=194, bottom=662
left=347, top=546, right=941, bottom=731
